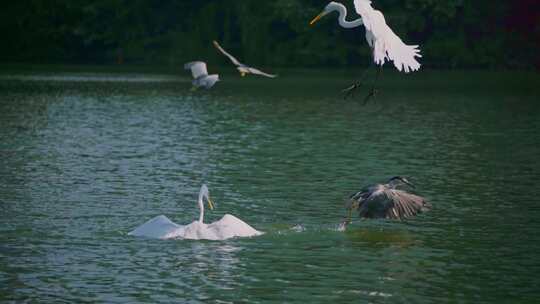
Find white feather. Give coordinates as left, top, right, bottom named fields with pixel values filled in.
left=184, top=61, right=208, bottom=79
left=352, top=0, right=422, bottom=72
left=128, top=185, right=262, bottom=240
left=213, top=40, right=277, bottom=78
left=184, top=61, right=220, bottom=89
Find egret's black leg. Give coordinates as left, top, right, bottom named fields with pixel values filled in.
left=342, top=63, right=373, bottom=99
left=363, top=66, right=382, bottom=105
left=342, top=82, right=362, bottom=99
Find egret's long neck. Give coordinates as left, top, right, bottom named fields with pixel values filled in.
left=334, top=4, right=363, bottom=28
left=198, top=194, right=204, bottom=223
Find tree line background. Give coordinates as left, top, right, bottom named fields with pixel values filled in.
left=1, top=0, right=538, bottom=69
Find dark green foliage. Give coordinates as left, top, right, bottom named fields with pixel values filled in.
left=0, top=0, right=535, bottom=68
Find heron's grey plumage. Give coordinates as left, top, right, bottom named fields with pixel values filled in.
left=348, top=177, right=431, bottom=220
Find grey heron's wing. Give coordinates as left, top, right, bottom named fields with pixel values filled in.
left=213, top=41, right=242, bottom=66
left=349, top=185, right=372, bottom=201
left=347, top=184, right=378, bottom=212
left=246, top=67, right=277, bottom=78
left=184, top=61, right=209, bottom=79
left=382, top=189, right=431, bottom=219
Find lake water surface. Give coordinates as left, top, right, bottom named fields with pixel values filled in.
left=0, top=67, right=539, bottom=303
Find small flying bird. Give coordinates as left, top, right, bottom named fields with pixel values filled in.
left=341, top=176, right=431, bottom=228
left=213, top=40, right=277, bottom=78
left=184, top=61, right=220, bottom=90
left=310, top=1, right=422, bottom=101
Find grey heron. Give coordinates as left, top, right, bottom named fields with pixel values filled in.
left=184, top=61, right=220, bottom=90
left=213, top=41, right=277, bottom=78
left=310, top=1, right=422, bottom=102
left=342, top=176, right=431, bottom=227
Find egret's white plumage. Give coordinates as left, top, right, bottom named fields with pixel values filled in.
left=311, top=1, right=421, bottom=73
left=128, top=184, right=263, bottom=240
left=184, top=61, right=220, bottom=89
left=128, top=215, right=183, bottom=239
left=213, top=41, right=277, bottom=78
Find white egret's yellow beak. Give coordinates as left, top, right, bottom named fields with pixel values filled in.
left=207, top=197, right=215, bottom=210
left=310, top=12, right=326, bottom=25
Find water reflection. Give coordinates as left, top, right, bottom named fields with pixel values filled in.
left=1, top=71, right=539, bottom=303
left=0, top=73, right=182, bottom=83
left=344, top=226, right=418, bottom=248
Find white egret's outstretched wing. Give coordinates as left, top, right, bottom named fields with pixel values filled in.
left=382, top=28, right=421, bottom=72
left=213, top=41, right=242, bottom=66
left=128, top=215, right=183, bottom=239
left=129, top=183, right=262, bottom=240
left=244, top=67, right=277, bottom=78
left=214, top=40, right=278, bottom=78
left=353, top=0, right=379, bottom=49
left=207, top=214, right=263, bottom=239
left=184, top=61, right=209, bottom=79
left=194, top=74, right=219, bottom=89
left=353, top=0, right=421, bottom=73
left=353, top=0, right=376, bottom=32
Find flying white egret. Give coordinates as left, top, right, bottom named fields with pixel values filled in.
left=310, top=1, right=422, bottom=101
left=340, top=176, right=431, bottom=229
left=128, top=184, right=263, bottom=240
left=213, top=41, right=277, bottom=78
left=184, top=61, right=220, bottom=90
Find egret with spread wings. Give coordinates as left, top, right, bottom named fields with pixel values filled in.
left=341, top=176, right=431, bottom=228
left=184, top=61, right=220, bottom=90
left=213, top=41, right=277, bottom=78
left=310, top=1, right=422, bottom=101
left=129, top=184, right=262, bottom=240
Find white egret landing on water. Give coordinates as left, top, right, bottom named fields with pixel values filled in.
left=129, top=184, right=262, bottom=240
left=184, top=61, right=220, bottom=90
left=213, top=41, right=277, bottom=78
left=310, top=1, right=422, bottom=102
left=340, top=176, right=431, bottom=229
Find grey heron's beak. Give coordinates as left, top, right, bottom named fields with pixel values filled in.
left=207, top=196, right=215, bottom=210
left=310, top=12, right=326, bottom=25
left=338, top=208, right=353, bottom=231
left=403, top=180, right=415, bottom=189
